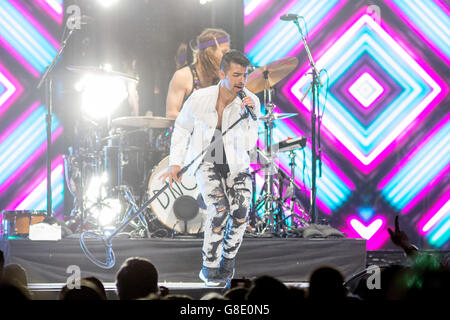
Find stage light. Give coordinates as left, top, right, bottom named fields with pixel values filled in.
left=83, top=173, right=121, bottom=228
left=78, top=72, right=128, bottom=120
left=98, top=0, right=119, bottom=8
left=85, top=174, right=108, bottom=203
left=96, top=198, right=121, bottom=228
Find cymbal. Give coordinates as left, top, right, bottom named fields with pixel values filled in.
left=246, top=57, right=298, bottom=94
left=258, top=112, right=298, bottom=121
left=112, top=116, right=174, bottom=129
left=66, top=65, right=139, bottom=82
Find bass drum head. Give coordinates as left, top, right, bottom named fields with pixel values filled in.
left=147, top=156, right=206, bottom=234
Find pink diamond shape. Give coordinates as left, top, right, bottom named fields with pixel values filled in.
left=0, top=62, right=23, bottom=118
left=348, top=72, right=384, bottom=108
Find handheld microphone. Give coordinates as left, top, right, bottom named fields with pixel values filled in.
left=280, top=13, right=301, bottom=21
left=237, top=90, right=257, bottom=121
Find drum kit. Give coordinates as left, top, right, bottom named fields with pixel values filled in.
left=246, top=57, right=310, bottom=235
left=62, top=56, right=310, bottom=239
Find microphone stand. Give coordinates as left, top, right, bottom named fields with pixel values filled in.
left=37, top=26, right=77, bottom=219
left=292, top=18, right=322, bottom=224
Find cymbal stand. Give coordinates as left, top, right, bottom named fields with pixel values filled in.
left=78, top=118, right=105, bottom=232
left=114, top=131, right=149, bottom=237
left=278, top=150, right=310, bottom=229
left=77, top=150, right=107, bottom=231
left=254, top=71, right=284, bottom=234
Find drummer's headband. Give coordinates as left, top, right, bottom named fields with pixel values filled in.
left=198, top=36, right=229, bottom=50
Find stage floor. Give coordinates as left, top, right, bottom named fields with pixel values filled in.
left=0, top=236, right=366, bottom=285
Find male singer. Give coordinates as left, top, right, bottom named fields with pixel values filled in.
left=160, top=50, right=260, bottom=286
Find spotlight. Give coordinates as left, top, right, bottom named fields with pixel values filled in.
left=78, top=71, right=128, bottom=120
left=85, top=173, right=108, bottom=203
left=83, top=173, right=122, bottom=229
left=98, top=0, right=119, bottom=8
left=96, top=198, right=121, bottom=228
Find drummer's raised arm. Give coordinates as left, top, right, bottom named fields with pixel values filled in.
left=166, top=68, right=190, bottom=120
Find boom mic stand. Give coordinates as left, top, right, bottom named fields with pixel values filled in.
left=80, top=111, right=253, bottom=268
left=291, top=17, right=323, bottom=224
left=37, top=25, right=78, bottom=219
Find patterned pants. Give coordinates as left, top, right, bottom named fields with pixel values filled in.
left=195, top=162, right=252, bottom=268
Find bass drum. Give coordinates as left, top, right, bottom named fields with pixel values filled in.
left=147, top=156, right=206, bottom=235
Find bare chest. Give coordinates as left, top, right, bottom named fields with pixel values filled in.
left=215, top=102, right=226, bottom=129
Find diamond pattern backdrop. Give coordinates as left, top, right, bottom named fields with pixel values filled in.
left=0, top=0, right=65, bottom=220
left=244, top=0, right=449, bottom=249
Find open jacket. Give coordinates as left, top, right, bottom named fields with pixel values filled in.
left=169, top=84, right=260, bottom=176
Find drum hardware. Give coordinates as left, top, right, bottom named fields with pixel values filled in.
left=111, top=116, right=174, bottom=129
left=65, top=113, right=174, bottom=235
left=249, top=135, right=310, bottom=235
left=273, top=137, right=308, bottom=227
left=246, top=57, right=299, bottom=94
left=111, top=116, right=173, bottom=155
left=246, top=57, right=301, bottom=235
left=63, top=146, right=105, bottom=233
left=115, top=185, right=149, bottom=239
left=272, top=136, right=306, bottom=153
left=64, top=65, right=166, bottom=235
left=274, top=149, right=310, bottom=231
left=64, top=127, right=151, bottom=235
left=105, top=129, right=149, bottom=235
left=257, top=112, right=298, bottom=122
left=80, top=109, right=252, bottom=268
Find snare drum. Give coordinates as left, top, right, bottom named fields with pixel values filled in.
left=147, top=156, right=206, bottom=234
left=1, top=210, right=46, bottom=239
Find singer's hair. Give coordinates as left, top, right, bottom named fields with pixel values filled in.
left=192, top=28, right=230, bottom=86
left=220, top=50, right=250, bottom=72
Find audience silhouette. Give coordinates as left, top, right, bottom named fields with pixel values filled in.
left=0, top=215, right=447, bottom=302
left=115, top=257, right=159, bottom=300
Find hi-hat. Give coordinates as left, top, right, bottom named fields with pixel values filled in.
left=66, top=65, right=139, bottom=82
left=246, top=57, right=298, bottom=94
left=112, top=116, right=174, bottom=129
left=258, top=112, right=298, bottom=121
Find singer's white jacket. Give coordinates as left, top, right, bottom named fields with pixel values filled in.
left=169, top=84, right=260, bottom=176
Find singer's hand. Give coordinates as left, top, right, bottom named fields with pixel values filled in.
left=159, top=165, right=182, bottom=188
left=241, top=96, right=256, bottom=113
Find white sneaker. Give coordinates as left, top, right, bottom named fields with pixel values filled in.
left=199, top=270, right=222, bottom=287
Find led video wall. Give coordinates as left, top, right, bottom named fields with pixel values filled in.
left=244, top=0, right=449, bottom=249
left=0, top=0, right=65, bottom=216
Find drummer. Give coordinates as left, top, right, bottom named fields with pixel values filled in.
left=115, top=58, right=140, bottom=117
left=165, top=28, right=231, bottom=119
